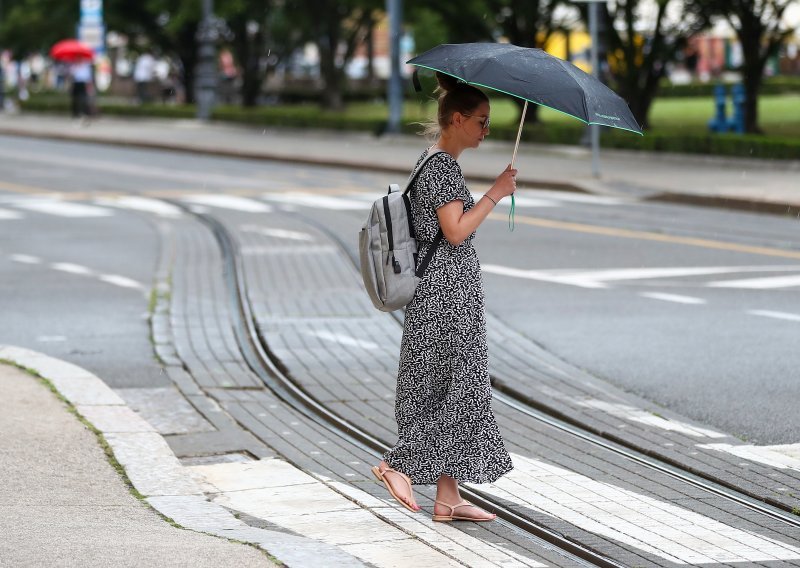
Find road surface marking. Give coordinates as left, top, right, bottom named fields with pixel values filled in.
left=14, top=199, right=114, bottom=217
left=482, top=264, right=800, bottom=289
left=575, top=399, right=727, bottom=438
left=99, top=275, right=146, bottom=290
left=95, top=196, right=183, bottom=218
left=188, top=459, right=540, bottom=567
left=477, top=452, right=800, bottom=564
left=36, top=335, right=67, bottom=342
left=698, top=443, right=800, bottom=471
left=639, top=292, right=707, bottom=304
left=493, top=195, right=560, bottom=208
left=10, top=254, right=41, bottom=264
left=0, top=208, right=23, bottom=219
left=261, top=192, right=369, bottom=210
left=182, top=194, right=272, bottom=212
left=487, top=212, right=800, bottom=260
left=240, top=224, right=315, bottom=241
left=747, top=310, right=800, bottom=323
left=51, top=262, right=93, bottom=275
left=514, top=189, right=627, bottom=205
left=708, top=274, right=800, bottom=289
left=0, top=148, right=270, bottom=189
left=482, top=264, right=608, bottom=288
left=307, top=330, right=379, bottom=350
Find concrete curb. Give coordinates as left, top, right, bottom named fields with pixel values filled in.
left=0, top=345, right=365, bottom=567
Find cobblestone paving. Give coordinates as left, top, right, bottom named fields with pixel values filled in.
left=154, top=213, right=570, bottom=567
left=305, top=203, right=800, bottom=514
left=208, top=205, right=800, bottom=567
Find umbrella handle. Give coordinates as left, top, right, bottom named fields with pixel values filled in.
left=511, top=100, right=527, bottom=169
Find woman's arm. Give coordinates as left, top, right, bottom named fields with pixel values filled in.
left=437, top=164, right=517, bottom=246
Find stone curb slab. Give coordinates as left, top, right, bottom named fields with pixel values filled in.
left=0, top=345, right=365, bottom=567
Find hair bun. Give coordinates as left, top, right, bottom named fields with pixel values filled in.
left=435, top=72, right=460, bottom=93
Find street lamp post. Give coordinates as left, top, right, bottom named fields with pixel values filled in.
left=589, top=1, right=600, bottom=178
left=575, top=0, right=606, bottom=178
left=195, top=0, right=217, bottom=121
left=386, top=0, right=403, bottom=134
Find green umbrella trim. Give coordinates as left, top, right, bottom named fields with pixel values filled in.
left=411, top=64, right=644, bottom=136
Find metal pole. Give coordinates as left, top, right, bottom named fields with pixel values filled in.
left=386, top=0, right=403, bottom=134
left=589, top=1, right=601, bottom=178
left=195, top=0, right=217, bottom=121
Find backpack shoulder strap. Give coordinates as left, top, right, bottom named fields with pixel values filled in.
left=402, top=148, right=444, bottom=195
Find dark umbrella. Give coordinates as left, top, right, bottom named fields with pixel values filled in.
left=50, top=39, right=94, bottom=63
left=407, top=42, right=642, bottom=166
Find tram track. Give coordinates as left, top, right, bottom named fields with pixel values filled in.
left=293, top=207, right=800, bottom=526
left=187, top=205, right=800, bottom=567
left=193, top=208, right=621, bottom=568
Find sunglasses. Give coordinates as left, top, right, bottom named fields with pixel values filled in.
left=463, top=113, right=491, bottom=130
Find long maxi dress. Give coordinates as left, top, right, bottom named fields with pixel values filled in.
left=383, top=149, right=513, bottom=485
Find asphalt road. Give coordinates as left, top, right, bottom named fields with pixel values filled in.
left=1, top=134, right=798, bottom=446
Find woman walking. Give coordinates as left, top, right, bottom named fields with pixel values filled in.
left=372, top=72, right=517, bottom=522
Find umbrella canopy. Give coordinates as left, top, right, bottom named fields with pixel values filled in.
left=50, top=39, right=94, bottom=62
left=407, top=42, right=642, bottom=136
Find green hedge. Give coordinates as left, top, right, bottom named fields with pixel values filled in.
left=659, top=76, right=800, bottom=98
left=20, top=94, right=800, bottom=160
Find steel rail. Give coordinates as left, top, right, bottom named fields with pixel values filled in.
left=297, top=207, right=800, bottom=528
left=189, top=208, right=623, bottom=568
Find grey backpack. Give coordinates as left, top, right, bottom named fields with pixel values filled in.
left=359, top=150, right=445, bottom=312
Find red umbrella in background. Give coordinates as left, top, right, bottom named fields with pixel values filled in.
left=50, top=39, right=94, bottom=62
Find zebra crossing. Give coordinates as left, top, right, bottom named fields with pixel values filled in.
left=2, top=191, right=799, bottom=298
left=0, top=188, right=627, bottom=220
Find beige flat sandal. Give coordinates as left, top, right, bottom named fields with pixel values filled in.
left=432, top=499, right=496, bottom=522
left=371, top=466, right=420, bottom=512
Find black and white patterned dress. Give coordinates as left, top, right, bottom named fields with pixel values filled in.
left=383, top=149, right=513, bottom=485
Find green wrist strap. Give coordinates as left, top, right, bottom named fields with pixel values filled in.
left=508, top=193, right=516, bottom=231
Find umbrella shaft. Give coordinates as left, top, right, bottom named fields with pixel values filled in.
left=511, top=100, right=527, bottom=168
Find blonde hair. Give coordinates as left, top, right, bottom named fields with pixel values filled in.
left=421, top=72, right=489, bottom=140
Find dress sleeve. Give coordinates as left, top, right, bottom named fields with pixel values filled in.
left=417, top=153, right=468, bottom=211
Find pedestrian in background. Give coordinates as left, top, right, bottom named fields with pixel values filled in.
left=372, top=72, right=517, bottom=522
left=69, top=59, right=94, bottom=120
left=133, top=51, right=155, bottom=104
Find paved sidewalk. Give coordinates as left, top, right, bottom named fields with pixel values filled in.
left=0, top=112, right=798, bottom=213
left=0, top=347, right=370, bottom=568
left=0, top=359, right=276, bottom=568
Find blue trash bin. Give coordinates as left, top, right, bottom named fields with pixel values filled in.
left=728, top=84, right=745, bottom=134
left=707, top=84, right=729, bottom=133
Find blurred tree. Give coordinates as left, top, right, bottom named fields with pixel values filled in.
left=294, top=0, right=382, bottom=110
left=407, top=0, right=494, bottom=46
left=105, top=0, right=203, bottom=103
left=408, top=0, right=568, bottom=124
left=490, top=0, right=568, bottom=123
left=697, top=0, right=796, bottom=133
left=0, top=0, right=76, bottom=57
left=217, top=1, right=298, bottom=107
left=599, top=0, right=707, bottom=129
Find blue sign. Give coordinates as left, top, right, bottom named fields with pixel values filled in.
left=81, top=0, right=103, bottom=25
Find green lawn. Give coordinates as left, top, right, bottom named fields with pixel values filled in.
left=373, top=94, right=800, bottom=138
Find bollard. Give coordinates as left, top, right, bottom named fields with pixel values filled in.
left=728, top=84, right=745, bottom=134
left=707, top=84, right=728, bottom=133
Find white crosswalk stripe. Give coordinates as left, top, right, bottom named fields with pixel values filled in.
left=262, top=192, right=369, bottom=210
left=182, top=194, right=273, bottom=212
left=479, top=453, right=800, bottom=564
left=12, top=199, right=114, bottom=217
left=95, top=196, right=183, bottom=218
left=0, top=207, right=23, bottom=220
left=748, top=310, right=800, bottom=323
left=708, top=274, right=800, bottom=289
left=258, top=188, right=625, bottom=211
